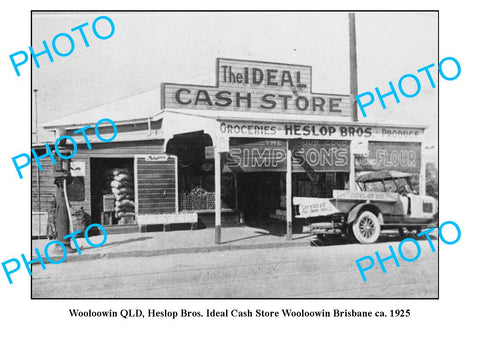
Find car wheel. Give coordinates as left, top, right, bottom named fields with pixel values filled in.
left=398, top=227, right=420, bottom=238
left=352, top=211, right=381, bottom=244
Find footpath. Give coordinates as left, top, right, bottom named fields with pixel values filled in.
left=31, top=226, right=312, bottom=263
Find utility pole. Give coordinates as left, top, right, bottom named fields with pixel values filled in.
left=349, top=13, right=359, bottom=122
left=33, top=89, right=39, bottom=143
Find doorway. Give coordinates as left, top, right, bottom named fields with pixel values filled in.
left=237, top=172, right=282, bottom=222
left=90, top=157, right=135, bottom=225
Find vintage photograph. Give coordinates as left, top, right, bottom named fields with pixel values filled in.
left=30, top=11, right=439, bottom=298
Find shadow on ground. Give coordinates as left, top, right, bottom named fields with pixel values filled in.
left=100, top=237, right=153, bottom=249
left=310, top=232, right=439, bottom=247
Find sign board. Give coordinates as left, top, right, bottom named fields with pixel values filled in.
left=354, top=142, right=422, bottom=172
left=218, top=121, right=424, bottom=142
left=145, top=155, right=169, bottom=162
left=162, top=58, right=351, bottom=117
left=135, top=155, right=178, bottom=215
left=290, top=139, right=350, bottom=172
left=216, top=136, right=230, bottom=152
left=224, top=138, right=349, bottom=172
left=205, top=146, right=215, bottom=159
left=332, top=190, right=398, bottom=202
left=351, top=139, right=369, bottom=154
left=70, top=161, right=85, bottom=177
left=293, top=197, right=340, bottom=218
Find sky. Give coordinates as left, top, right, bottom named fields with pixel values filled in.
left=31, top=11, right=438, bottom=152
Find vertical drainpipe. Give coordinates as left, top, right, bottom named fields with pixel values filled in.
left=286, top=141, right=293, bottom=240
left=214, top=147, right=222, bottom=244
left=37, top=162, right=41, bottom=239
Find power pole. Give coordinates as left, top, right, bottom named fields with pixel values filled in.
left=349, top=13, right=359, bottom=122
left=33, top=89, right=39, bottom=143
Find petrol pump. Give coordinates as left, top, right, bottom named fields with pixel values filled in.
left=52, top=140, right=76, bottom=253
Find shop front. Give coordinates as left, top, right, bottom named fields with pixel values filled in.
left=158, top=58, right=426, bottom=241
left=36, top=57, right=427, bottom=242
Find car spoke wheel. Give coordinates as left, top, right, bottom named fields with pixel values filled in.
left=353, top=211, right=381, bottom=244
left=398, top=227, right=420, bottom=238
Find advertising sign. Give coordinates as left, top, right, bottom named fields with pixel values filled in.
left=332, top=190, right=398, bottom=202
left=224, top=138, right=350, bottom=172
left=69, top=161, right=85, bottom=177
left=290, top=140, right=350, bottom=172
left=218, top=120, right=424, bottom=142
left=354, top=142, right=422, bottom=172
left=351, top=139, right=369, bottom=154
left=293, top=197, right=340, bottom=218
left=162, top=58, right=351, bottom=117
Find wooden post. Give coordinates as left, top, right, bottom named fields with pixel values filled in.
left=286, top=144, right=292, bottom=241
left=419, top=143, right=426, bottom=195
left=215, top=149, right=222, bottom=244
left=349, top=12, right=359, bottom=122
left=349, top=145, right=357, bottom=191
left=234, top=172, right=241, bottom=223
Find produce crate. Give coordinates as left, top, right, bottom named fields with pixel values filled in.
left=180, top=192, right=217, bottom=211
left=103, top=194, right=115, bottom=212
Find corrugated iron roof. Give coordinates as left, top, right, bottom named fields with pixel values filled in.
left=41, top=88, right=162, bottom=129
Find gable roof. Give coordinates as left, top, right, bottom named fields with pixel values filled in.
left=41, top=88, right=162, bottom=129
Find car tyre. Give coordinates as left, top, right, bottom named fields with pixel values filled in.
left=352, top=211, right=381, bottom=244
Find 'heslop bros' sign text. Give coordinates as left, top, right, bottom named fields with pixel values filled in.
left=161, top=58, right=351, bottom=117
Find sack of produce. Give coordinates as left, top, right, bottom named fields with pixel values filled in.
left=115, top=193, right=134, bottom=201
left=119, top=199, right=135, bottom=208
left=114, top=173, right=132, bottom=181
left=115, top=206, right=134, bottom=213
left=111, top=180, right=133, bottom=189
left=118, top=187, right=134, bottom=194
left=119, top=205, right=135, bottom=213
left=112, top=168, right=129, bottom=176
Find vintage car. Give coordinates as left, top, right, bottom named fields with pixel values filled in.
left=293, top=170, right=438, bottom=244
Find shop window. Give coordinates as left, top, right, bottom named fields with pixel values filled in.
left=178, top=161, right=235, bottom=211
left=293, top=172, right=348, bottom=198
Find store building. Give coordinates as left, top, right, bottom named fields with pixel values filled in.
left=34, top=58, right=427, bottom=241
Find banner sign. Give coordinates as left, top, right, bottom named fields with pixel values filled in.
left=351, top=139, right=369, bottom=154
left=145, top=155, right=170, bottom=161
left=218, top=121, right=424, bottom=142
left=293, top=197, right=340, bottom=218
left=162, top=58, right=351, bottom=117
left=69, top=161, right=85, bottom=177
left=332, top=190, right=398, bottom=202
left=354, top=142, right=421, bottom=172
left=224, top=138, right=349, bottom=172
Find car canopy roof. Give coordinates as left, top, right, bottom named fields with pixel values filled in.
left=355, top=170, right=412, bottom=183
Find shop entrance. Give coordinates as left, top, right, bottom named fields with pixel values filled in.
left=237, top=172, right=283, bottom=222
left=90, top=158, right=135, bottom=226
